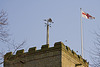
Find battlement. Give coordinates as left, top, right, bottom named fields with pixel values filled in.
left=4, top=42, right=89, bottom=67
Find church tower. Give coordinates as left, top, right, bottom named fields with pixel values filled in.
left=4, top=42, right=89, bottom=67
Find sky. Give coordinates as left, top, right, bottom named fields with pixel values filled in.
left=0, top=0, right=100, bottom=66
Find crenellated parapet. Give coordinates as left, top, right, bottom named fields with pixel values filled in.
left=28, top=47, right=36, bottom=53
left=4, top=42, right=89, bottom=67
left=16, top=49, right=24, bottom=55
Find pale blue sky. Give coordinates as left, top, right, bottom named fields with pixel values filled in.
left=0, top=0, right=100, bottom=66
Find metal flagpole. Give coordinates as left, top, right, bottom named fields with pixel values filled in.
left=80, top=8, right=83, bottom=57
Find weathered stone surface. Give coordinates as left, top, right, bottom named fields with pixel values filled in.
left=4, top=42, right=89, bottom=67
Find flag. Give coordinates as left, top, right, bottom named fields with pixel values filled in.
left=82, top=11, right=95, bottom=19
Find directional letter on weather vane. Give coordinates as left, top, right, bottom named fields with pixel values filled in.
left=44, top=18, right=54, bottom=45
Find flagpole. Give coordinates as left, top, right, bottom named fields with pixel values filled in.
left=80, top=8, right=83, bottom=57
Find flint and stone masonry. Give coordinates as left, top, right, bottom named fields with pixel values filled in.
left=4, top=42, right=89, bottom=67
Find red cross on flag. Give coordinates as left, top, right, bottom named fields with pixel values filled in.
left=82, top=11, right=95, bottom=19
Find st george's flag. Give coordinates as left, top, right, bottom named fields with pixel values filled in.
left=82, top=11, right=95, bottom=19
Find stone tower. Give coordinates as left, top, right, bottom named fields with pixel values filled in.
left=4, top=42, right=89, bottom=67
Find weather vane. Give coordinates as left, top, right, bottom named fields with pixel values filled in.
left=44, top=18, right=54, bottom=45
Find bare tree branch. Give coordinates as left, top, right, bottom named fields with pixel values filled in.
left=12, top=41, right=26, bottom=54
left=0, top=10, right=26, bottom=67
left=0, top=41, right=26, bottom=66
left=0, top=10, right=9, bottom=42
left=91, top=31, right=100, bottom=67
